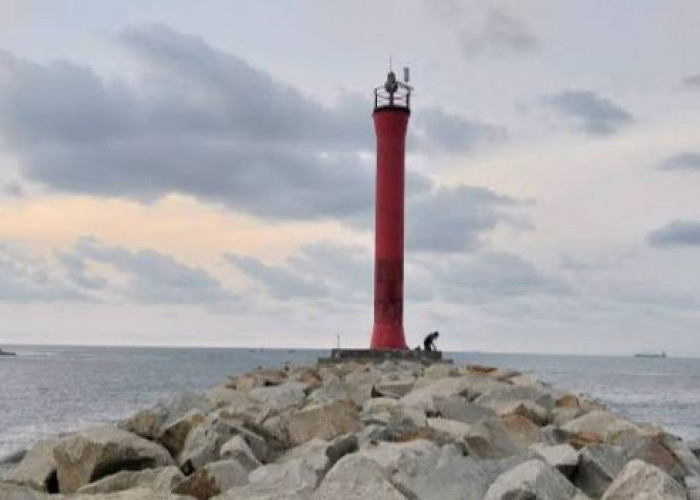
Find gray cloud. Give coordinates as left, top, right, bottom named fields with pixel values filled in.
left=460, top=8, right=539, bottom=58
left=658, top=152, right=700, bottom=171
left=0, top=244, right=86, bottom=303
left=406, top=185, right=520, bottom=253
left=71, top=237, right=235, bottom=304
left=223, top=253, right=332, bottom=301
left=542, top=90, right=633, bottom=136
left=56, top=252, right=108, bottom=290
left=682, top=74, right=700, bottom=89
left=424, top=251, right=567, bottom=303
left=648, top=220, right=700, bottom=248
left=0, top=24, right=502, bottom=222
left=412, top=108, right=507, bottom=153
left=1, top=181, right=25, bottom=198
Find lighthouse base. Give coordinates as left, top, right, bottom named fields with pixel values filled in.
left=318, top=348, right=447, bottom=365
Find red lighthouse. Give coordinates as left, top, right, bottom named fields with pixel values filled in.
left=370, top=69, right=412, bottom=350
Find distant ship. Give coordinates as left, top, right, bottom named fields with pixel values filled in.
left=634, top=351, right=667, bottom=358
left=0, top=348, right=16, bottom=356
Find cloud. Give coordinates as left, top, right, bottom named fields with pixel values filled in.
left=424, top=251, right=567, bottom=303
left=406, top=185, right=520, bottom=253
left=460, top=7, right=539, bottom=57
left=70, top=236, right=236, bottom=304
left=541, top=90, right=633, bottom=136
left=658, top=152, right=700, bottom=171
left=1, top=181, right=24, bottom=198
left=648, top=220, right=700, bottom=248
left=0, top=24, right=502, bottom=223
left=0, top=244, right=86, bottom=303
left=223, top=253, right=332, bottom=300
left=412, top=108, right=507, bottom=154
left=682, top=74, right=700, bottom=89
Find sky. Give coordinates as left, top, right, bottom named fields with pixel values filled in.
left=1, top=0, right=700, bottom=354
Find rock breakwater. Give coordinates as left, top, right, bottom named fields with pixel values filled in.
left=2, top=359, right=700, bottom=499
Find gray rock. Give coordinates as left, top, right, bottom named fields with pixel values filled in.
left=562, top=410, right=641, bottom=442
left=79, top=487, right=193, bottom=499
left=385, top=406, right=427, bottom=440
left=360, top=397, right=398, bottom=425
left=312, top=454, right=406, bottom=500
left=306, top=380, right=352, bottom=406
left=622, top=435, right=689, bottom=480
left=426, top=418, right=472, bottom=443
left=3, top=437, right=63, bottom=492
left=474, top=385, right=555, bottom=410
left=212, top=483, right=310, bottom=499
left=423, top=363, right=455, bottom=380
left=400, top=374, right=505, bottom=413
left=484, top=458, right=587, bottom=500
left=393, top=444, right=490, bottom=500
left=219, top=435, right=261, bottom=470
left=373, top=372, right=416, bottom=399
left=174, top=459, right=251, bottom=499
left=659, top=432, right=700, bottom=476
left=343, top=369, right=382, bottom=406
left=357, top=439, right=439, bottom=473
left=248, top=382, right=308, bottom=415
left=572, top=443, right=626, bottom=498
left=248, top=460, right=319, bottom=494
left=0, top=482, right=49, bottom=499
left=687, top=475, right=700, bottom=500
left=601, top=459, right=686, bottom=499
left=286, top=400, right=362, bottom=446
left=529, top=443, right=580, bottom=477
left=688, top=438, right=700, bottom=458
left=434, top=396, right=496, bottom=424
left=0, top=449, right=27, bottom=481
left=464, top=415, right=541, bottom=459
left=76, top=466, right=184, bottom=495
left=228, top=369, right=285, bottom=392
left=53, top=426, right=175, bottom=494
left=157, top=410, right=206, bottom=458
left=482, top=399, right=549, bottom=426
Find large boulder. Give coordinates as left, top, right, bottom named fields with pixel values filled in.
left=433, top=396, right=496, bottom=424
left=0, top=482, right=50, bottom=499
left=529, top=443, right=580, bottom=477
left=212, top=483, right=310, bottom=499
left=622, top=435, right=689, bottom=480
left=426, top=418, right=472, bottom=444
left=120, top=392, right=213, bottom=439
left=174, top=459, right=251, bottom=499
left=400, top=374, right=505, bottom=414
left=360, top=397, right=398, bottom=425
left=52, top=426, right=175, bottom=494
left=3, top=438, right=63, bottom=492
left=392, top=443, right=489, bottom=500
left=228, top=368, right=286, bottom=392
left=157, top=410, right=206, bottom=458
left=373, top=372, right=416, bottom=399
left=483, top=400, right=549, bottom=426
left=248, top=383, right=308, bottom=415
left=572, top=443, right=626, bottom=498
left=465, top=415, right=541, bottom=459
left=484, top=459, right=587, bottom=500
left=312, top=454, right=407, bottom=499
left=384, top=405, right=428, bottom=440
left=474, top=385, right=555, bottom=411
left=76, top=466, right=184, bottom=495
left=306, top=381, right=352, bottom=406
left=219, top=435, right=261, bottom=470
left=562, top=410, right=641, bottom=443
left=601, top=459, right=686, bottom=499
left=286, top=400, right=362, bottom=446
left=357, top=439, right=439, bottom=474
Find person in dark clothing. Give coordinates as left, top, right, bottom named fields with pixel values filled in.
left=423, top=331, right=439, bottom=351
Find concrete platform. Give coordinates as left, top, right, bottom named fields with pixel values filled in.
left=318, top=348, right=450, bottom=365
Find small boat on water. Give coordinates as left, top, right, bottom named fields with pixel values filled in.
left=0, top=348, right=17, bottom=356
left=634, top=351, right=667, bottom=358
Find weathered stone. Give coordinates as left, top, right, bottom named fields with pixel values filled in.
left=120, top=392, right=213, bottom=440
left=485, top=459, right=587, bottom=500
left=358, top=439, right=439, bottom=473
left=212, top=483, right=310, bottom=499
left=392, top=444, right=489, bottom=500
left=401, top=374, right=505, bottom=413
left=601, top=459, right=686, bottom=500
left=508, top=373, right=546, bottom=389
left=119, top=410, right=159, bottom=440
left=157, top=410, right=206, bottom=457
left=373, top=372, right=416, bottom=399
left=360, top=397, right=398, bottom=425
left=53, top=427, right=175, bottom=494
left=286, top=400, right=362, bottom=446
left=433, top=396, right=496, bottom=425
left=287, top=367, right=323, bottom=389
left=483, top=399, right=549, bottom=426
left=659, top=432, right=700, bottom=476
left=557, top=394, right=582, bottom=409
left=622, top=435, right=689, bottom=480
left=229, top=369, right=285, bottom=392
left=343, top=369, right=382, bottom=406
left=312, top=454, right=406, bottom=500
left=427, top=418, right=472, bottom=443
left=385, top=406, right=428, bottom=440
left=76, top=466, right=184, bottom=495
left=0, top=482, right=48, bottom=499
left=248, top=460, right=318, bottom=494
left=325, top=434, right=359, bottom=465
left=78, top=487, right=191, bottom=499
left=464, top=415, right=541, bottom=459
left=174, top=459, right=250, bottom=500
left=206, top=387, right=256, bottom=411
left=219, top=435, right=260, bottom=470
left=474, top=384, right=555, bottom=410
left=551, top=407, right=585, bottom=426
left=423, top=363, right=455, bottom=380
left=568, top=431, right=604, bottom=449
left=572, top=443, right=626, bottom=498
left=3, top=438, right=63, bottom=492
left=562, top=410, right=641, bottom=442
left=248, top=382, right=308, bottom=415
left=306, top=380, right=351, bottom=406
left=0, top=449, right=27, bottom=481
left=486, top=368, right=521, bottom=382
left=529, top=443, right=579, bottom=477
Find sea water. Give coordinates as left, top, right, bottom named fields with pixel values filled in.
left=1, top=346, right=699, bottom=458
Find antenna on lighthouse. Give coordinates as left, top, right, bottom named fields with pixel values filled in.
left=403, top=67, right=410, bottom=83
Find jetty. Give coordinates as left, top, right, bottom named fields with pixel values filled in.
left=2, top=358, right=700, bottom=499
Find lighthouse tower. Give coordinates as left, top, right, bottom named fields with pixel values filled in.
left=370, top=69, right=412, bottom=350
